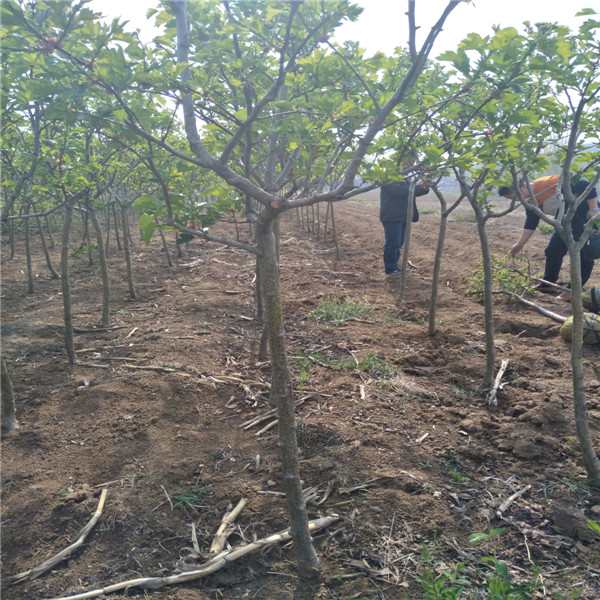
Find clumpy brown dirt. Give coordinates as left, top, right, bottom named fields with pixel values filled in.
left=2, top=192, right=600, bottom=600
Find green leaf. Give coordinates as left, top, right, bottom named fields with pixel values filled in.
left=576, top=8, right=597, bottom=16
left=138, top=213, right=155, bottom=230
left=265, top=7, right=284, bottom=22
left=176, top=233, right=195, bottom=245
left=588, top=519, right=600, bottom=534
left=155, top=9, right=173, bottom=26
left=134, top=194, right=158, bottom=213
left=138, top=214, right=157, bottom=244
left=468, top=532, right=489, bottom=545
left=495, top=560, right=509, bottom=579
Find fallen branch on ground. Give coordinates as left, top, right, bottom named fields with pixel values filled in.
left=1, top=489, right=108, bottom=586
left=209, top=498, right=247, bottom=554
left=494, top=290, right=566, bottom=323
left=47, top=514, right=340, bottom=600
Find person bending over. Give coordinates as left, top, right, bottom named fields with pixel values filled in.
left=498, top=176, right=599, bottom=300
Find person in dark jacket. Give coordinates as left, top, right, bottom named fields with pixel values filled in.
left=379, top=180, right=430, bottom=276
left=499, top=178, right=599, bottom=300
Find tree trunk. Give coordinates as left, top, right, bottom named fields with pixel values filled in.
left=61, top=199, right=77, bottom=365
left=255, top=215, right=319, bottom=578
left=9, top=218, right=15, bottom=259
left=315, top=203, right=321, bottom=240
left=90, top=206, right=111, bottom=328
left=428, top=186, right=461, bottom=336
left=471, top=203, right=496, bottom=390
left=81, top=208, right=90, bottom=248
left=329, top=202, right=340, bottom=260
left=397, top=181, right=416, bottom=305
left=24, top=204, right=34, bottom=294
left=105, top=203, right=111, bottom=254
left=156, top=219, right=173, bottom=267
left=566, top=245, right=600, bottom=488
left=113, top=203, right=122, bottom=251
left=428, top=214, right=448, bottom=336
left=1, top=357, right=19, bottom=431
left=35, top=210, right=60, bottom=279
left=87, top=231, right=94, bottom=266
left=45, top=215, right=55, bottom=248
left=120, top=202, right=137, bottom=300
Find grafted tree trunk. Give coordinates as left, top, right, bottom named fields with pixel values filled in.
left=61, top=199, right=77, bottom=365
left=89, top=206, right=111, bottom=328
left=1, top=357, right=19, bottom=431
left=255, top=215, right=318, bottom=578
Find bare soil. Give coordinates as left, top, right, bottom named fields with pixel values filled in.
left=2, top=192, right=600, bottom=600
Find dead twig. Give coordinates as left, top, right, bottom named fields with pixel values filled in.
left=73, top=326, right=125, bottom=333
left=121, top=364, right=176, bottom=373
left=47, top=514, right=340, bottom=600
left=496, top=485, right=531, bottom=517
left=1, top=489, right=108, bottom=586
left=485, top=359, right=509, bottom=407
left=209, top=498, right=247, bottom=554
left=161, top=485, right=174, bottom=512
left=255, top=419, right=278, bottom=436
left=240, top=393, right=316, bottom=430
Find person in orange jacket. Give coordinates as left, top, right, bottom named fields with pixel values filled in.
left=499, top=176, right=599, bottom=300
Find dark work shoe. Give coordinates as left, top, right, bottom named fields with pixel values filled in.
left=386, top=271, right=402, bottom=277
left=533, top=283, right=556, bottom=294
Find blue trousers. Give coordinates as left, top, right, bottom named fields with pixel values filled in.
left=382, top=221, right=407, bottom=274
left=543, top=230, right=594, bottom=287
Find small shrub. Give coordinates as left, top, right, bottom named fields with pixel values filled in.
left=538, top=223, right=554, bottom=234
left=453, top=213, right=477, bottom=223
left=356, top=351, right=397, bottom=379
left=70, top=243, right=97, bottom=258
left=57, top=484, right=75, bottom=497
left=468, top=253, right=535, bottom=298
left=292, top=350, right=396, bottom=380
left=441, top=458, right=470, bottom=484
left=172, top=485, right=209, bottom=516
left=418, top=530, right=548, bottom=599
left=309, top=297, right=373, bottom=326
